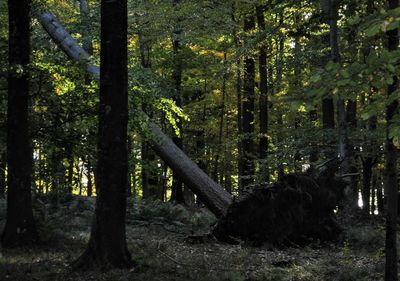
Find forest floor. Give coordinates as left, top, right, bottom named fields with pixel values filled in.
left=0, top=196, right=389, bottom=281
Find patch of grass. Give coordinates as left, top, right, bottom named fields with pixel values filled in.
left=127, top=198, right=216, bottom=228
left=344, top=226, right=384, bottom=253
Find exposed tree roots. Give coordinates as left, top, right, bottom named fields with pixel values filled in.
left=213, top=166, right=347, bottom=246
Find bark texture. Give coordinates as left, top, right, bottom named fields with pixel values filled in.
left=74, top=0, right=132, bottom=269
left=2, top=0, right=37, bottom=248
left=385, top=0, right=399, bottom=279
left=256, top=6, right=269, bottom=184
left=242, top=13, right=256, bottom=190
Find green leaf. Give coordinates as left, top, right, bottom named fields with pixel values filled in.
left=365, top=24, right=381, bottom=37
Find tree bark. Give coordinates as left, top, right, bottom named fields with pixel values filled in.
left=321, top=0, right=335, bottom=130
left=213, top=52, right=227, bottom=184
left=74, top=0, right=132, bottom=269
left=242, top=13, right=256, bottom=190
left=385, top=1, right=399, bottom=279
left=38, top=10, right=232, bottom=218
left=325, top=0, right=350, bottom=175
left=170, top=0, right=185, bottom=203
left=0, top=152, right=6, bottom=198
left=138, top=36, right=161, bottom=200
left=361, top=157, right=373, bottom=214
left=256, top=6, right=269, bottom=184
left=2, top=0, right=38, bottom=247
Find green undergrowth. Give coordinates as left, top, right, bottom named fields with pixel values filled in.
left=0, top=196, right=390, bottom=281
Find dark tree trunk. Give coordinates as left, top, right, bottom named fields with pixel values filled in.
left=377, top=170, right=385, bottom=215
left=74, top=0, right=132, bottom=269
left=231, top=7, right=244, bottom=193
left=170, top=0, right=185, bottom=204
left=275, top=23, right=285, bottom=180
left=362, top=157, right=374, bottom=214
left=256, top=6, right=269, bottom=184
left=67, top=149, right=74, bottom=194
left=322, top=99, right=335, bottom=129
left=385, top=1, right=399, bottom=279
left=86, top=159, right=93, bottom=197
left=325, top=0, right=349, bottom=174
left=141, top=142, right=161, bottom=200
left=0, top=152, right=6, bottom=198
left=138, top=37, right=161, bottom=201
left=346, top=100, right=357, bottom=128
left=126, top=137, right=132, bottom=197
left=309, top=110, right=319, bottom=163
left=213, top=52, right=227, bottom=184
left=242, top=13, right=256, bottom=190
left=236, top=55, right=244, bottom=193
left=2, top=0, right=37, bottom=248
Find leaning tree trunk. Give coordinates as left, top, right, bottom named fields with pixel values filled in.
left=385, top=0, right=399, bottom=280
left=37, top=11, right=232, bottom=218
left=2, top=0, right=38, bottom=248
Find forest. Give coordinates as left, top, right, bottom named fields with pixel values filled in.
left=1, top=0, right=400, bottom=280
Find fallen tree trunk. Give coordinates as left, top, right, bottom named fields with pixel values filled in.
left=213, top=163, right=347, bottom=246
left=38, top=11, right=232, bottom=218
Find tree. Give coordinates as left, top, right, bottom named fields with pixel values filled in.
left=384, top=0, right=399, bottom=280
left=74, top=0, right=132, bottom=269
left=256, top=5, right=269, bottom=184
left=241, top=11, right=256, bottom=190
left=2, top=0, right=37, bottom=247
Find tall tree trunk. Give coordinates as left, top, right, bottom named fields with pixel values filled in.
left=325, top=0, right=350, bottom=175
left=67, top=149, right=74, bottom=194
left=2, top=0, right=37, bottom=248
left=275, top=20, right=285, bottom=180
left=242, top=13, right=256, bottom=191
left=385, top=0, right=399, bottom=279
left=256, top=6, right=269, bottom=184
left=170, top=1, right=185, bottom=203
left=236, top=50, right=244, bottom=193
left=321, top=1, right=335, bottom=130
left=361, top=157, right=373, bottom=214
left=0, top=152, right=5, bottom=198
left=38, top=11, right=232, bottom=218
left=213, top=52, right=227, bottom=184
left=86, top=158, right=93, bottom=197
left=360, top=0, right=378, bottom=214
left=377, top=169, right=385, bottom=215
left=126, top=137, right=132, bottom=197
left=75, top=0, right=132, bottom=269
left=138, top=35, right=161, bottom=201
